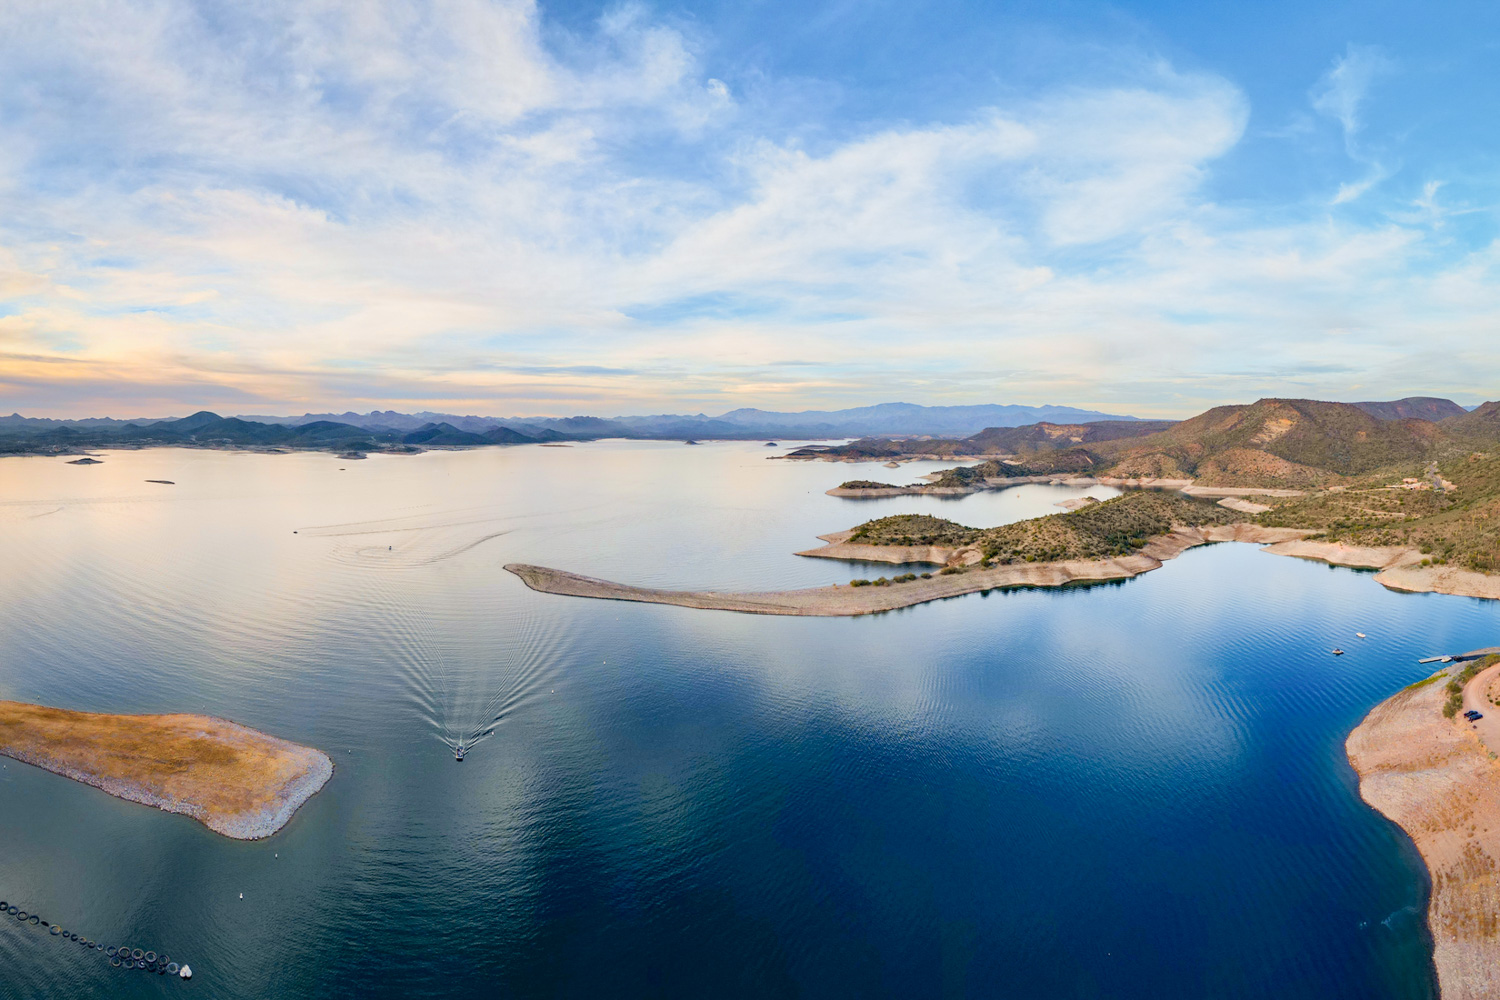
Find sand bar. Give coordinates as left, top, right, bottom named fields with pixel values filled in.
left=506, top=524, right=1315, bottom=617
left=0, top=701, right=332, bottom=840
left=1347, top=658, right=1500, bottom=999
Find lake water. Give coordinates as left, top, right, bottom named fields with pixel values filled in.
left=0, top=440, right=1492, bottom=998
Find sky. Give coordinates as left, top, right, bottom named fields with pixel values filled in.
left=2, top=0, right=1499, bottom=419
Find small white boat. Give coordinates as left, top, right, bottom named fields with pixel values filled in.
left=454, top=746, right=465, bottom=762
left=1356, top=633, right=1367, bottom=639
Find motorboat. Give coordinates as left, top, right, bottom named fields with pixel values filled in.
left=454, top=745, right=465, bottom=762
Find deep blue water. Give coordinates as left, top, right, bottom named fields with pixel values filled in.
left=0, top=442, right=1492, bottom=997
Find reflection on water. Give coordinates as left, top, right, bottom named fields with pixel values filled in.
left=0, top=442, right=1475, bottom=998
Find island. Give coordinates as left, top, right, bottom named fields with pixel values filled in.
left=1348, top=651, right=1500, bottom=999
left=0, top=701, right=332, bottom=840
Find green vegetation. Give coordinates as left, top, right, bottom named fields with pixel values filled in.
left=838, top=480, right=901, bottom=490
left=912, top=397, right=1500, bottom=575
left=825, top=398, right=1500, bottom=579
left=929, top=448, right=1104, bottom=486
left=1403, top=671, right=1445, bottom=692
left=845, top=491, right=1237, bottom=566
left=848, top=514, right=981, bottom=547
left=975, top=491, right=1236, bottom=564
left=1442, top=654, right=1500, bottom=717
left=848, top=572, right=926, bottom=587
left=1254, top=451, right=1500, bottom=573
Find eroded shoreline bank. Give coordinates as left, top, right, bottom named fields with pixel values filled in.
left=0, top=702, right=332, bottom=840
left=1348, top=655, right=1500, bottom=999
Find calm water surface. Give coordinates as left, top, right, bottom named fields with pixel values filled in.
left=0, top=441, right=1491, bottom=997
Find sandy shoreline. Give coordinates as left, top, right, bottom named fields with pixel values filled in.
left=510, top=523, right=1500, bottom=616
left=506, top=524, right=1315, bottom=617
left=1347, top=656, right=1500, bottom=999
left=1264, top=540, right=1500, bottom=600
left=0, top=702, right=332, bottom=840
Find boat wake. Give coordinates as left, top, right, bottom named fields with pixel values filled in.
left=362, top=572, right=566, bottom=759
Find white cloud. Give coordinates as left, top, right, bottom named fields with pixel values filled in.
left=1310, top=43, right=1393, bottom=153
left=0, top=5, right=1497, bottom=417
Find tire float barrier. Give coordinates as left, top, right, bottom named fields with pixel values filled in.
left=0, top=897, right=191, bottom=980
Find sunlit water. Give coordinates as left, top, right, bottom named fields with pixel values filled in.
left=0, top=441, right=1490, bottom=997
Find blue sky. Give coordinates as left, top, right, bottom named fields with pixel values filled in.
left=2, top=0, right=1499, bottom=418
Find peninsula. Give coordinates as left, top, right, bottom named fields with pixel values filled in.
left=507, top=494, right=1321, bottom=616
left=507, top=522, right=1289, bottom=616
left=0, top=701, right=332, bottom=840
left=1348, top=652, right=1500, bottom=999
left=509, top=476, right=1500, bottom=615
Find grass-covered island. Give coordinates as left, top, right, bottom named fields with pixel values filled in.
left=0, top=701, right=332, bottom=839
left=849, top=492, right=1241, bottom=564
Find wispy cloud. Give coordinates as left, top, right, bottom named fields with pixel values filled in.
left=1310, top=43, right=1394, bottom=154
left=0, top=6, right=1496, bottom=417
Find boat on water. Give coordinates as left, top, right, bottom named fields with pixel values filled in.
left=454, top=746, right=465, bottom=762
left=1332, top=649, right=1345, bottom=656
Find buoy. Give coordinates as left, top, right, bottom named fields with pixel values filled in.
left=49, top=926, right=59, bottom=935
left=110, top=958, right=121, bottom=968
left=28, top=915, right=37, bottom=925
left=145, top=950, right=156, bottom=963
left=167, top=962, right=179, bottom=974
left=179, top=964, right=192, bottom=979
left=15, top=910, right=26, bottom=920
left=107, top=947, right=117, bottom=957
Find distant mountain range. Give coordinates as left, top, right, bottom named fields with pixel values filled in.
left=0, top=396, right=1487, bottom=458
left=230, top=401, right=1145, bottom=440
left=798, top=396, right=1499, bottom=483
left=0, top=401, right=1146, bottom=454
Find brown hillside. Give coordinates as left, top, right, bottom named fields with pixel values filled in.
left=1093, top=398, right=1447, bottom=483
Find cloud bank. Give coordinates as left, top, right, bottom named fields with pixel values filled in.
left=0, top=1, right=1496, bottom=417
